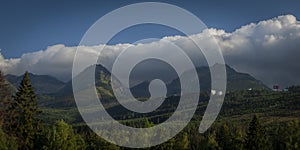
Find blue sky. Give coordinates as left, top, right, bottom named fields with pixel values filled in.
left=1, top=0, right=300, bottom=58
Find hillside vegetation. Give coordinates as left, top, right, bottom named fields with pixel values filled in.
left=1, top=70, right=299, bottom=149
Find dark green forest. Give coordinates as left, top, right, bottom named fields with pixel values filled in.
left=0, top=71, right=299, bottom=150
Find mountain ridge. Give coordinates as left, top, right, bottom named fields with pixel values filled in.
left=5, top=73, right=66, bottom=94
left=5, top=64, right=269, bottom=108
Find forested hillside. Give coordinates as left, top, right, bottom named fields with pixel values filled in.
left=0, top=71, right=299, bottom=149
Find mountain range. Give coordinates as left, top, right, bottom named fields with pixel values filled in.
left=5, top=73, right=65, bottom=94
left=5, top=64, right=269, bottom=108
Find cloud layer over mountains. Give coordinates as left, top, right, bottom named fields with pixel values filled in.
left=1, top=14, right=300, bottom=87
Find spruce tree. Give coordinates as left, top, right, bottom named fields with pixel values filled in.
left=245, top=114, right=269, bottom=150
left=10, top=72, right=42, bottom=149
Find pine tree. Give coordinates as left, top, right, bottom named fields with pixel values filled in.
left=245, top=114, right=270, bottom=150
left=10, top=72, right=42, bottom=149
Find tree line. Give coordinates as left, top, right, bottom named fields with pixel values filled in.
left=0, top=71, right=299, bottom=149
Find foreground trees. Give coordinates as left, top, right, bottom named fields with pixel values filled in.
left=9, top=72, right=43, bottom=149
left=216, top=123, right=233, bottom=150
left=45, top=120, right=86, bottom=150
left=274, top=120, right=300, bottom=150
left=0, top=71, right=86, bottom=149
left=0, top=71, right=17, bottom=150
left=0, top=126, right=17, bottom=150
left=245, top=115, right=270, bottom=150
left=0, top=71, right=12, bottom=129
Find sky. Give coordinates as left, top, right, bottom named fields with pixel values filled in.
left=0, top=0, right=300, bottom=88
left=1, top=0, right=300, bottom=58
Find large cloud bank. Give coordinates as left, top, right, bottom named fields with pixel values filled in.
left=1, top=14, right=299, bottom=87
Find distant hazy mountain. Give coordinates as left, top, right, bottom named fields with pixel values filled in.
left=225, top=65, right=269, bottom=91
left=5, top=73, right=66, bottom=94
left=132, top=65, right=269, bottom=97
left=57, top=64, right=268, bottom=99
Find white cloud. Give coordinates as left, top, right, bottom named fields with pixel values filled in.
left=0, top=53, right=19, bottom=74
left=0, top=14, right=299, bottom=87
left=217, top=14, right=300, bottom=87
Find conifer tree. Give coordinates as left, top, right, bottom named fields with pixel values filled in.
left=10, top=72, right=42, bottom=149
left=245, top=114, right=270, bottom=150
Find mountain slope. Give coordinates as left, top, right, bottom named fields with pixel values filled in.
left=133, top=65, right=269, bottom=97
left=56, top=65, right=114, bottom=97
left=226, top=65, right=268, bottom=91
left=43, top=65, right=119, bottom=108
left=5, top=73, right=66, bottom=94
